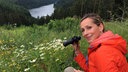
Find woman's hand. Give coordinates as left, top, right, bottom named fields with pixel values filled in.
left=72, top=42, right=81, bottom=56
left=74, top=69, right=84, bottom=72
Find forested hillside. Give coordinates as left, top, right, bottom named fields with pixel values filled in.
left=0, top=0, right=35, bottom=26
left=0, top=0, right=128, bottom=26
left=0, top=0, right=59, bottom=26
left=52, top=0, right=128, bottom=21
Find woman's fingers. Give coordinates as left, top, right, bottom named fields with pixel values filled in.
left=74, top=69, right=83, bottom=72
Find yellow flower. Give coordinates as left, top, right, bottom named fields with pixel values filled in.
left=0, top=40, right=2, bottom=44
left=2, top=70, right=6, bottom=72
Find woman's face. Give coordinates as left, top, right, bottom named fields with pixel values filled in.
left=80, top=18, right=103, bottom=43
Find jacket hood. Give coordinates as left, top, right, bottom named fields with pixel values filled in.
left=89, top=30, right=127, bottom=55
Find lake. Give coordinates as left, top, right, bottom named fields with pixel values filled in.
left=29, top=4, right=54, bottom=18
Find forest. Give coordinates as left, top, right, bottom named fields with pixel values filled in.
left=0, top=0, right=128, bottom=26
left=53, top=0, right=128, bottom=20
left=0, top=0, right=34, bottom=26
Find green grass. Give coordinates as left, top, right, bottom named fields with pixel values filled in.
left=0, top=18, right=128, bottom=72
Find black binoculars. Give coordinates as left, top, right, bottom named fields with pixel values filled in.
left=63, top=36, right=81, bottom=47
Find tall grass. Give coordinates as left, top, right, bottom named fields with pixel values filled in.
left=0, top=18, right=128, bottom=72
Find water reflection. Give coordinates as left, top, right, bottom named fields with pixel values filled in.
left=29, top=4, right=54, bottom=18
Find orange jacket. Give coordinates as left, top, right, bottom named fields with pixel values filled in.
left=74, top=31, right=128, bottom=72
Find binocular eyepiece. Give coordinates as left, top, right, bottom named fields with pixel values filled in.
left=63, top=36, right=81, bottom=47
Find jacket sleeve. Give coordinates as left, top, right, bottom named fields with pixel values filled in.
left=74, top=52, right=89, bottom=72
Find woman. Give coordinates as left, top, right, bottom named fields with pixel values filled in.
left=65, top=13, right=128, bottom=72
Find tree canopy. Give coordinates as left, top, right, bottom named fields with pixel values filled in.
left=0, top=0, right=34, bottom=26
left=52, top=0, right=128, bottom=21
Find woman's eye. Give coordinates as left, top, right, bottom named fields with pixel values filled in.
left=81, top=29, right=84, bottom=32
left=87, top=26, right=92, bottom=29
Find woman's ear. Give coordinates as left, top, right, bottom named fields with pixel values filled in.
left=99, top=23, right=104, bottom=32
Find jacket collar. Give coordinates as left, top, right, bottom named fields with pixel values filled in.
left=88, top=30, right=127, bottom=55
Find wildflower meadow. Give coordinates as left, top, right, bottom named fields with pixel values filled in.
left=0, top=17, right=128, bottom=72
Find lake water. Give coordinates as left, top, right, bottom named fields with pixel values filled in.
left=29, top=4, right=54, bottom=18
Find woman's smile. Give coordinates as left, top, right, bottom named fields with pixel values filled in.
left=86, top=34, right=92, bottom=41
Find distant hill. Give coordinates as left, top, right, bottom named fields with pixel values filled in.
left=0, top=0, right=60, bottom=26
left=0, top=0, right=34, bottom=26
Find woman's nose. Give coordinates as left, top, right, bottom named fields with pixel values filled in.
left=83, top=30, right=88, bottom=37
